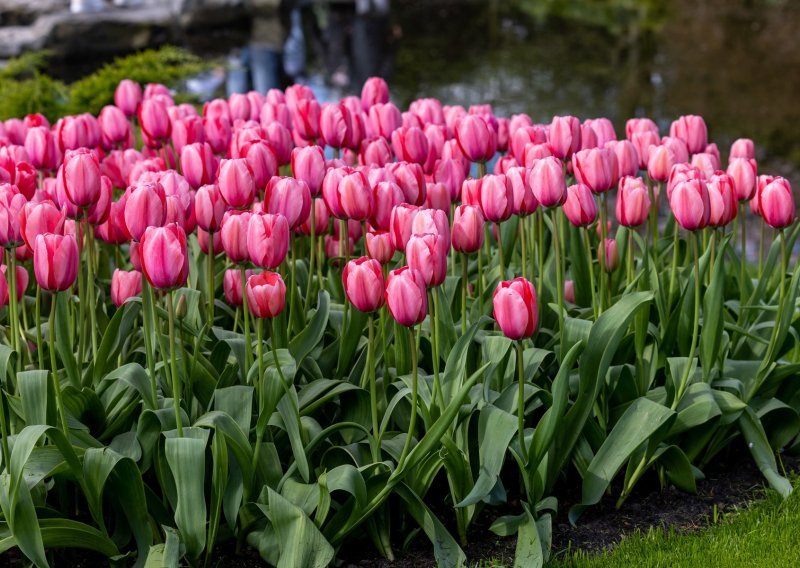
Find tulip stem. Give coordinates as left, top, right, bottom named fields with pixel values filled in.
left=398, top=326, right=419, bottom=468
left=240, top=265, right=253, bottom=380
left=551, top=209, right=565, bottom=359
left=758, top=218, right=765, bottom=278
left=739, top=202, right=747, bottom=319
left=141, top=281, right=158, bottom=408
left=49, top=292, right=69, bottom=435
left=672, top=233, right=701, bottom=409
left=627, top=230, right=635, bottom=286
left=519, top=215, right=527, bottom=280
left=669, top=222, right=680, bottom=303
left=35, top=286, right=44, bottom=370
left=250, top=318, right=266, bottom=497
left=477, top=242, right=484, bottom=315
left=271, top=318, right=287, bottom=384
left=84, top=216, right=98, bottom=361
left=6, top=250, right=19, bottom=372
left=537, top=208, right=544, bottom=312
left=0, top=380, right=10, bottom=469
left=367, top=315, right=380, bottom=461
left=600, top=192, right=610, bottom=308
left=167, top=290, right=183, bottom=436
left=304, top=204, right=316, bottom=313
left=461, top=253, right=468, bottom=336
left=646, top=178, right=658, bottom=247
left=583, top=230, right=598, bottom=320
left=516, top=341, right=527, bottom=464
left=207, top=236, right=215, bottom=327
left=430, top=288, right=444, bottom=411
left=496, top=222, right=505, bottom=280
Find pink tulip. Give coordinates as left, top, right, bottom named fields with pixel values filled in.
left=198, top=227, right=223, bottom=255
left=529, top=156, right=567, bottom=208
left=670, top=179, right=710, bottom=231
left=492, top=278, right=538, bottom=340
left=706, top=171, right=737, bottom=227
left=111, top=269, right=142, bottom=307
left=245, top=271, right=286, bottom=318
left=389, top=162, right=426, bottom=206
left=455, top=115, right=496, bottom=163
left=425, top=181, right=451, bottom=212
left=385, top=266, right=428, bottom=326
left=124, top=181, right=166, bottom=241
left=506, top=166, right=537, bottom=218
left=647, top=144, right=675, bottom=183
left=140, top=224, right=189, bottom=290
left=171, top=115, right=205, bottom=154
left=1, top=264, right=28, bottom=302
left=61, top=149, right=102, bottom=208
left=631, top=131, right=659, bottom=169
left=24, top=127, right=60, bottom=172
left=601, top=239, right=619, bottom=272
left=361, top=77, right=390, bottom=111
left=204, top=115, right=232, bottom=155
left=223, top=268, right=253, bottom=306
left=290, top=98, right=321, bottom=142
left=690, top=153, right=717, bottom=180
left=409, top=98, right=445, bottom=126
left=616, top=176, right=651, bottom=227
left=247, top=212, right=290, bottom=268
left=661, top=136, right=690, bottom=165
left=479, top=174, right=514, bottom=222
left=392, top=126, right=429, bottom=165
left=181, top=142, right=217, bottom=189
left=371, top=181, right=405, bottom=231
left=291, top=146, right=326, bottom=196
left=319, top=102, right=350, bottom=149
left=669, top=115, right=708, bottom=155
left=729, top=138, right=755, bottom=161
left=605, top=140, right=639, bottom=179
left=510, top=126, right=547, bottom=162
left=99, top=105, right=132, bottom=150
left=14, top=162, right=35, bottom=200
left=389, top=203, right=420, bottom=251
left=87, top=176, right=113, bottom=226
left=138, top=98, right=172, bottom=147
left=564, top=280, right=576, bottom=304
left=33, top=233, right=79, bottom=291
left=585, top=118, right=617, bottom=147
left=0, top=190, right=26, bottom=248
left=343, top=256, right=385, bottom=312
left=563, top=183, right=597, bottom=227
left=367, top=103, right=402, bottom=139
left=573, top=147, right=617, bottom=193
left=193, top=184, right=226, bottom=232
left=299, top=198, right=330, bottom=236
left=726, top=158, right=757, bottom=202
left=625, top=118, right=659, bottom=140
left=758, top=177, right=795, bottom=229
left=96, top=199, right=130, bottom=244
left=579, top=123, right=598, bottom=150
left=325, top=235, right=353, bottom=258
left=20, top=200, right=66, bottom=251
left=220, top=210, right=251, bottom=263
left=548, top=115, right=581, bottom=160
left=335, top=169, right=373, bottom=221
left=114, top=79, right=142, bottom=117
left=365, top=230, right=395, bottom=264
left=265, top=176, right=311, bottom=229
left=411, top=208, right=450, bottom=246
left=406, top=233, right=448, bottom=287
left=452, top=204, right=485, bottom=254
left=217, top=158, right=255, bottom=209
left=667, top=163, right=703, bottom=200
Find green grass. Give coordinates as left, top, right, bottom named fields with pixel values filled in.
left=550, top=477, right=800, bottom=567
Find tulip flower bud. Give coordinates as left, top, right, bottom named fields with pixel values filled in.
left=661, top=136, right=690, bottom=165
left=434, top=158, right=467, bottom=201
left=758, top=177, right=795, bottom=229
left=406, top=233, right=448, bottom=287
left=299, top=198, right=330, bottom=236
left=111, top=269, right=142, bottom=307
left=0, top=190, right=26, bottom=248
left=548, top=115, right=581, bottom=160
left=245, top=271, right=286, bottom=319
left=601, top=239, right=619, bottom=272
left=521, top=142, right=553, bottom=168
left=605, top=140, right=639, bottom=179
left=452, top=204, right=485, bottom=254
left=220, top=210, right=252, bottom=264
left=194, top=184, right=226, bottom=232
left=579, top=123, right=598, bottom=151
left=510, top=126, right=548, bottom=162
left=359, top=136, right=393, bottom=167
left=370, top=181, right=405, bottom=231
left=729, top=138, right=755, bottom=161
left=479, top=174, right=514, bottom=222
left=625, top=118, right=659, bottom=140
left=572, top=147, right=617, bottom=193
left=492, top=278, right=538, bottom=340
left=690, top=152, right=717, bottom=180
left=115, top=79, right=142, bottom=117
left=181, top=142, right=217, bottom=190
left=669, top=115, right=708, bottom=155
left=425, top=182, right=451, bottom=212
left=361, top=77, right=390, bottom=111
left=265, top=177, right=311, bottom=230
left=367, top=103, right=401, bottom=139
left=223, top=268, right=253, bottom=306
left=124, top=181, right=166, bottom=241
left=389, top=162, right=426, bottom=206
left=25, top=127, right=60, bottom=172
left=563, top=183, right=597, bottom=227
left=411, top=208, right=451, bottom=247
left=138, top=98, right=172, bottom=147
left=667, top=163, right=702, bottom=200
left=140, top=224, right=189, bottom=290
left=647, top=144, right=675, bottom=183
left=62, top=148, right=102, bottom=208
left=390, top=203, right=420, bottom=251
left=585, top=118, right=617, bottom=147
left=392, top=126, right=429, bottom=165
left=615, top=176, right=651, bottom=228
left=706, top=171, right=738, bottom=228
left=175, top=293, right=188, bottom=319
left=99, top=105, right=132, bottom=150
left=34, top=233, right=79, bottom=291
left=20, top=200, right=66, bottom=251
left=670, top=179, right=710, bottom=231
left=385, top=266, right=428, bottom=326
left=343, top=256, right=385, bottom=312
left=365, top=230, right=395, bottom=264
left=217, top=158, right=256, bottom=209
left=338, top=170, right=373, bottom=221
left=564, top=280, right=576, bottom=304
left=291, top=146, right=326, bottom=196
left=529, top=156, right=567, bottom=208
left=631, top=131, right=659, bottom=170
left=455, top=115, right=496, bottom=163
left=726, top=158, right=757, bottom=202
left=247, top=212, right=290, bottom=269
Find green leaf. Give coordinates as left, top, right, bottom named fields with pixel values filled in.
left=739, top=406, right=792, bottom=498
left=165, top=437, right=207, bottom=559
left=396, top=483, right=466, bottom=567
left=93, top=302, right=141, bottom=384
left=289, top=291, right=330, bottom=366
left=0, top=518, right=120, bottom=558
left=55, top=291, right=80, bottom=388
left=700, top=238, right=727, bottom=379
left=17, top=370, right=50, bottom=426
left=266, top=487, right=334, bottom=568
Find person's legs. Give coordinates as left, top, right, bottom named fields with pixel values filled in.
left=251, top=47, right=281, bottom=93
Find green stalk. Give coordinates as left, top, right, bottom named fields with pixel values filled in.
left=142, top=281, right=158, bottom=408
left=290, top=237, right=298, bottom=328
left=49, top=293, right=69, bottom=434
left=537, top=208, right=544, bottom=310
left=597, top=199, right=607, bottom=315
left=6, top=250, right=19, bottom=371
left=430, top=288, right=444, bottom=411
left=496, top=222, right=505, bottom=280
left=397, top=326, right=419, bottom=467
left=627, top=229, right=635, bottom=286
left=551, top=209, right=565, bottom=358
left=758, top=217, right=765, bottom=277
left=516, top=341, right=527, bottom=464
left=477, top=242, right=484, bottom=315
left=84, top=215, right=98, bottom=360
left=668, top=222, right=680, bottom=302
left=167, top=290, right=183, bottom=436
left=583, top=230, right=598, bottom=319
left=250, top=317, right=266, bottom=494
left=270, top=318, right=287, bottom=384
left=207, top=235, right=215, bottom=327
left=35, top=286, right=44, bottom=370
left=519, top=214, right=527, bottom=280
left=739, top=202, right=747, bottom=321
left=600, top=192, right=610, bottom=308
left=304, top=204, right=316, bottom=312
left=367, top=315, right=380, bottom=461
left=672, top=233, right=701, bottom=409
left=0, top=382, right=10, bottom=467
left=76, top=239, right=86, bottom=370
left=461, top=253, right=468, bottom=336
left=240, top=265, right=253, bottom=379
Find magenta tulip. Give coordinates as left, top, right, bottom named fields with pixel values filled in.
left=670, top=179, right=710, bottom=231
left=365, top=230, right=395, bottom=264
left=247, top=212, right=290, bottom=269
left=111, top=269, right=142, bottom=307
left=758, top=177, right=795, bottom=229
left=529, top=156, right=567, bottom=208
left=33, top=233, right=79, bottom=292
left=452, top=204, right=485, bottom=254
left=343, top=256, right=385, bottom=312
left=548, top=115, right=581, bottom=160
left=455, top=115, right=496, bottom=163
left=385, top=266, right=428, bottom=326
left=140, top=224, right=189, bottom=289
left=492, top=278, right=538, bottom=340
left=573, top=147, right=617, bottom=193
left=245, top=271, right=286, bottom=318
left=616, top=176, right=651, bottom=227
left=669, top=115, right=708, bottom=155
left=563, top=183, right=597, bottom=227
left=406, top=233, right=448, bottom=287
left=479, top=174, right=514, bottom=222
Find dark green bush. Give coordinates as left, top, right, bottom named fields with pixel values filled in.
left=0, top=51, right=68, bottom=121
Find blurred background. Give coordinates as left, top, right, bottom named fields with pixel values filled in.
left=1, top=0, right=798, bottom=185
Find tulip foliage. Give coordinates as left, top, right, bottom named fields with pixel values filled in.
left=0, top=79, right=797, bottom=568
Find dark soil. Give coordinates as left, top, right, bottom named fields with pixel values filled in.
left=4, top=451, right=797, bottom=567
